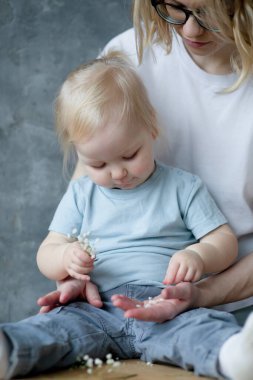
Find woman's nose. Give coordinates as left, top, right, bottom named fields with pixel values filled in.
left=182, top=15, right=205, bottom=37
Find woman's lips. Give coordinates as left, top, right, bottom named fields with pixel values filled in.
left=183, top=38, right=210, bottom=48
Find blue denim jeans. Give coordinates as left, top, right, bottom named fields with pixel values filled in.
left=1, top=285, right=240, bottom=379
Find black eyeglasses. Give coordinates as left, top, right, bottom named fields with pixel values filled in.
left=151, top=0, right=219, bottom=32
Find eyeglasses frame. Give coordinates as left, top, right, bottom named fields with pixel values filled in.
left=151, top=0, right=220, bottom=33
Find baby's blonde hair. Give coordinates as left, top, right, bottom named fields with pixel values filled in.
left=55, top=50, right=159, bottom=169
left=133, top=0, right=253, bottom=91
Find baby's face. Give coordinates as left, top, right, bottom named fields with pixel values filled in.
left=75, top=119, right=156, bottom=190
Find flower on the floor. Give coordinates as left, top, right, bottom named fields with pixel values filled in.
left=75, top=353, right=121, bottom=375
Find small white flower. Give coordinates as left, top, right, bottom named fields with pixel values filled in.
left=112, top=361, right=121, bottom=367
left=86, top=358, right=94, bottom=368
left=68, top=230, right=98, bottom=259
left=94, top=358, right=103, bottom=367
left=106, top=358, right=114, bottom=365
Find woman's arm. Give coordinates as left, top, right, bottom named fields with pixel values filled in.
left=112, top=253, right=253, bottom=322
left=192, top=252, right=253, bottom=308
left=38, top=253, right=253, bottom=320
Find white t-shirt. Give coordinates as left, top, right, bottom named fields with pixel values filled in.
left=103, top=28, right=253, bottom=311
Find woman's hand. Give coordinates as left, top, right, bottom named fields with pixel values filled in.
left=111, top=282, right=198, bottom=323
left=37, top=277, right=102, bottom=313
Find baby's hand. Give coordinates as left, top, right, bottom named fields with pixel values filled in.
left=163, top=249, right=204, bottom=285
left=63, top=241, right=95, bottom=281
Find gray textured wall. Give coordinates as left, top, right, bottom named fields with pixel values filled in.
left=0, top=0, right=132, bottom=322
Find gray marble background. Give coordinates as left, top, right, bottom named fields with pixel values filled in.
left=0, top=0, right=132, bottom=322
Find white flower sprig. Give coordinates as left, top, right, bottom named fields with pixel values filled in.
left=135, top=296, right=165, bottom=309
left=75, top=353, right=121, bottom=375
left=67, top=228, right=99, bottom=259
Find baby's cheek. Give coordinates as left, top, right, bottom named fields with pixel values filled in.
left=90, top=173, right=106, bottom=187
left=132, top=163, right=145, bottom=176
left=142, top=157, right=155, bottom=174
left=135, top=162, right=153, bottom=179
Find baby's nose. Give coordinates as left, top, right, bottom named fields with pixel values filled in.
left=111, top=167, right=127, bottom=180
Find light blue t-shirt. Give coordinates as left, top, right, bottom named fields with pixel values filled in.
left=49, top=161, right=227, bottom=292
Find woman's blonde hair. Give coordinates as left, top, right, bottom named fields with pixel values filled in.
left=133, top=0, right=253, bottom=91
left=55, top=49, right=159, bottom=169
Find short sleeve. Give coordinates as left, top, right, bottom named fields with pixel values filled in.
left=49, top=181, right=84, bottom=237
left=183, top=176, right=227, bottom=239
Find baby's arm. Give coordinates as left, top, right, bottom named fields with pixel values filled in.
left=163, top=224, right=238, bottom=285
left=37, top=231, right=94, bottom=281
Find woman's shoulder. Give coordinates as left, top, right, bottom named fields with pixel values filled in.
left=103, top=28, right=137, bottom=56
left=102, top=28, right=168, bottom=67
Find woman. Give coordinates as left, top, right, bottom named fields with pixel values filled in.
left=39, top=0, right=253, bottom=323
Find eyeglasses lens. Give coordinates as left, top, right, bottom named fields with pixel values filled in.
left=157, top=3, right=185, bottom=23
left=155, top=3, right=219, bottom=32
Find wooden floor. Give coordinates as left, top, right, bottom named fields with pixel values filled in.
left=20, top=360, right=211, bottom=380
